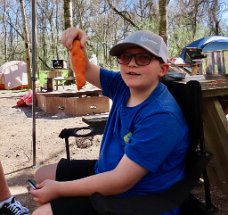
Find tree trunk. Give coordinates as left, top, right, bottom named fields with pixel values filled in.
left=3, top=0, right=7, bottom=62
left=55, top=0, right=60, bottom=60
left=209, top=0, right=220, bottom=35
left=63, top=0, right=73, bottom=84
left=159, top=0, right=168, bottom=44
left=19, top=0, right=32, bottom=89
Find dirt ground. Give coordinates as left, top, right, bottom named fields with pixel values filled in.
left=0, top=87, right=227, bottom=214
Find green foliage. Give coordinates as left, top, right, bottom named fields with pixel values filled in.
left=168, top=22, right=219, bottom=58
left=138, top=18, right=159, bottom=34
left=38, top=70, right=48, bottom=86
left=37, top=70, right=68, bottom=86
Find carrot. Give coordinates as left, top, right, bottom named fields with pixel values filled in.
left=70, top=40, right=86, bottom=90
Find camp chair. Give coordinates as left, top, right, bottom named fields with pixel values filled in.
left=90, top=80, right=216, bottom=215
left=59, top=80, right=216, bottom=214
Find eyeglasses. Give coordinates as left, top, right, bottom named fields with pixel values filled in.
left=117, top=53, right=162, bottom=66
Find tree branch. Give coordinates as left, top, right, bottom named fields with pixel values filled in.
left=106, top=0, right=139, bottom=29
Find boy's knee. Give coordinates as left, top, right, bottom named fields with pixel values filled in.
left=33, top=167, right=43, bottom=183
left=34, top=164, right=57, bottom=183
left=32, top=203, right=53, bottom=215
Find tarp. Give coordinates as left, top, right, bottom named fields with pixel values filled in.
left=0, top=61, right=28, bottom=90
left=180, top=36, right=228, bottom=62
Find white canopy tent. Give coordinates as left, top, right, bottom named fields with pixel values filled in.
left=0, top=61, right=28, bottom=90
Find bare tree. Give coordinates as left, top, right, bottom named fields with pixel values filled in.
left=55, top=0, right=61, bottom=59
left=159, top=0, right=169, bottom=43
left=168, top=0, right=209, bottom=56
left=0, top=0, right=227, bottom=71
left=63, top=0, right=73, bottom=82
left=64, top=0, right=73, bottom=28
left=19, top=0, right=32, bottom=88
left=37, top=2, right=48, bottom=70
left=208, top=0, right=221, bottom=35
left=106, top=0, right=139, bottom=29
left=2, top=0, right=8, bottom=62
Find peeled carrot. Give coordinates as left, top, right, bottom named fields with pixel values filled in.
left=70, top=40, right=86, bottom=90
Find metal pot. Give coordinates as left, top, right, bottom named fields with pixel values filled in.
left=202, top=50, right=228, bottom=77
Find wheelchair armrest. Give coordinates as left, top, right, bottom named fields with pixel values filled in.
left=58, top=124, right=105, bottom=160
left=59, top=125, right=105, bottom=139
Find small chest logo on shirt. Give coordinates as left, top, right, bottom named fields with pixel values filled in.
left=123, top=132, right=132, bottom=144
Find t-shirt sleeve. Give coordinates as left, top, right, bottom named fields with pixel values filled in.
left=100, top=68, right=123, bottom=99
left=125, top=112, right=187, bottom=173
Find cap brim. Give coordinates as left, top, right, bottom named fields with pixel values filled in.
left=110, top=43, right=142, bottom=56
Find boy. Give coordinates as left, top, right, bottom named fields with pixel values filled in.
left=31, top=28, right=190, bottom=215
left=0, top=161, right=30, bottom=215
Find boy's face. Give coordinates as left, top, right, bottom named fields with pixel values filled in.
left=118, top=47, right=169, bottom=91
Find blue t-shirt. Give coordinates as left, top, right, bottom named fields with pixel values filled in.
left=95, top=68, right=190, bottom=215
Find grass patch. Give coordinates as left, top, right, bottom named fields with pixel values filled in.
left=38, top=69, right=68, bottom=86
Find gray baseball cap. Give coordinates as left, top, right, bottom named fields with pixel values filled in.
left=109, top=30, right=168, bottom=63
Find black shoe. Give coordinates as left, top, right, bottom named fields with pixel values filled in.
left=0, top=197, right=30, bottom=215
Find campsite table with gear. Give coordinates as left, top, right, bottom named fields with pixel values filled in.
left=179, top=75, right=228, bottom=196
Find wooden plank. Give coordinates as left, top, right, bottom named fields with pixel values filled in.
left=45, top=96, right=65, bottom=113
left=37, top=89, right=102, bottom=97
left=203, top=97, right=228, bottom=195
left=202, top=88, right=228, bottom=98
left=82, top=113, right=109, bottom=127
left=64, top=95, right=109, bottom=115
left=36, top=93, right=109, bottom=115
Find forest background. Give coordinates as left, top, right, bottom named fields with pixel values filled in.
left=0, top=0, right=228, bottom=88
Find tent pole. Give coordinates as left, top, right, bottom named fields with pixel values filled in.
left=32, top=0, right=37, bottom=167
